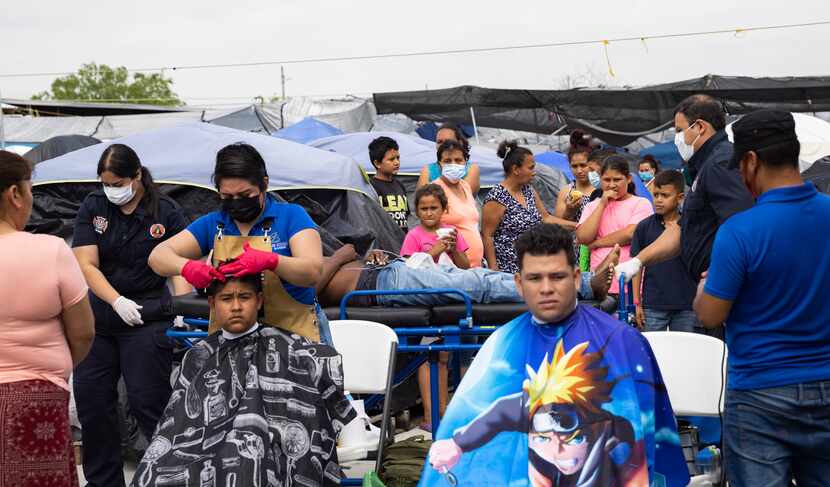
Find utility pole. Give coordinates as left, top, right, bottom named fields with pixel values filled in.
left=281, top=66, right=286, bottom=100
left=0, top=87, right=5, bottom=150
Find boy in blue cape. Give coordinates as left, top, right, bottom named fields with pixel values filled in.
left=425, top=224, right=689, bottom=487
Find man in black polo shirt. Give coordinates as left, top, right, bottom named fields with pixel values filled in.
left=616, top=94, right=754, bottom=284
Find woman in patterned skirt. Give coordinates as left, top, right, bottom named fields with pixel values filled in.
left=0, top=151, right=94, bottom=486
left=482, top=141, right=577, bottom=273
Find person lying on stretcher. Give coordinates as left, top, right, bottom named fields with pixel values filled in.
left=315, top=243, right=620, bottom=308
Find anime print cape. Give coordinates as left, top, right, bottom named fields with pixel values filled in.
left=419, top=305, right=689, bottom=487
left=131, top=326, right=355, bottom=487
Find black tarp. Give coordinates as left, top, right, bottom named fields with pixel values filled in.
left=24, top=135, right=101, bottom=164
left=29, top=184, right=404, bottom=255
left=373, top=75, right=830, bottom=146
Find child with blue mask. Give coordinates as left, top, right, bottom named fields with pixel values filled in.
left=638, top=155, right=660, bottom=196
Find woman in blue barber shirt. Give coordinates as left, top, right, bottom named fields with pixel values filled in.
left=148, top=142, right=331, bottom=344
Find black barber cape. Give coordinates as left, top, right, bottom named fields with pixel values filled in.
left=132, top=326, right=355, bottom=487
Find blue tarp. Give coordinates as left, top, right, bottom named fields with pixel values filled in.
left=308, top=131, right=508, bottom=186
left=32, top=122, right=375, bottom=196
left=640, top=141, right=683, bottom=170
left=534, top=151, right=573, bottom=179
left=272, top=116, right=343, bottom=144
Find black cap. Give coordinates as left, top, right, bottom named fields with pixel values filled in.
left=730, top=110, right=797, bottom=168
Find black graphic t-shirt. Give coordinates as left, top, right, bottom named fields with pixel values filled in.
left=371, top=177, right=410, bottom=231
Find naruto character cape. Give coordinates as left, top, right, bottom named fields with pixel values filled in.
left=132, top=326, right=356, bottom=487
left=422, top=305, right=689, bottom=487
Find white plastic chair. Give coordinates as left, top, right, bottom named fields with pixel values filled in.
left=643, top=331, right=727, bottom=416
left=330, top=320, right=399, bottom=474
left=644, top=331, right=727, bottom=486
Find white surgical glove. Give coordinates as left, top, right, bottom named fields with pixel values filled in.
left=614, top=258, right=643, bottom=284
left=112, top=296, right=144, bottom=326
left=173, top=315, right=185, bottom=328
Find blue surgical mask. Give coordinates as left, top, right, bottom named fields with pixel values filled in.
left=588, top=171, right=601, bottom=189
left=639, top=171, right=654, bottom=182
left=442, top=163, right=467, bottom=183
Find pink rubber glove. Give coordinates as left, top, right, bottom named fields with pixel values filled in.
left=181, top=260, right=225, bottom=289
left=217, top=242, right=280, bottom=277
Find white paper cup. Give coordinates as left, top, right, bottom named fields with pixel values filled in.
left=436, top=228, right=453, bottom=239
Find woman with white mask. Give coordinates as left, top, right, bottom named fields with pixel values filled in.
left=431, top=140, right=484, bottom=267
left=417, top=123, right=482, bottom=194
left=72, top=143, right=190, bottom=487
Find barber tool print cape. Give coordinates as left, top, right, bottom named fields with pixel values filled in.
left=421, top=305, right=689, bottom=487
left=132, top=326, right=355, bottom=487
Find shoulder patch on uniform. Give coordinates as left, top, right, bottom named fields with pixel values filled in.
left=93, top=216, right=108, bottom=234
left=149, top=223, right=166, bottom=239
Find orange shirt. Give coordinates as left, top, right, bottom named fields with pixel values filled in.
left=0, top=233, right=88, bottom=390
left=434, top=178, right=483, bottom=267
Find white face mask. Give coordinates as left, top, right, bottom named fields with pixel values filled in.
left=442, top=163, right=466, bottom=183
left=674, top=124, right=701, bottom=162
left=588, top=171, right=601, bottom=189
left=103, top=181, right=135, bottom=206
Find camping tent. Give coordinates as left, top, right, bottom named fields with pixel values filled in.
left=803, top=155, right=830, bottom=194
left=24, top=135, right=101, bottom=164
left=535, top=151, right=573, bottom=179
left=726, top=112, right=830, bottom=172
left=32, top=123, right=373, bottom=192
left=30, top=123, right=404, bottom=253
left=638, top=141, right=683, bottom=170
left=272, top=117, right=343, bottom=144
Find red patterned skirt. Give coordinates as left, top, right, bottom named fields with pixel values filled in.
left=0, top=380, right=79, bottom=487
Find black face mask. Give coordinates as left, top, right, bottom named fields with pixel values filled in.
left=222, top=194, right=262, bottom=223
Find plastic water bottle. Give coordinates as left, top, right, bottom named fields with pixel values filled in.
left=695, top=446, right=721, bottom=480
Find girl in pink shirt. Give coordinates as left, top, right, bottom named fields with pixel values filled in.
left=400, top=183, right=470, bottom=430
left=577, top=155, right=653, bottom=295
left=401, top=183, right=470, bottom=269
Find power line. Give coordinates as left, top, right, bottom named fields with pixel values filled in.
left=1, top=20, right=827, bottom=79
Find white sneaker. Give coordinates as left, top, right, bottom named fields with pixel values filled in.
left=337, top=400, right=381, bottom=461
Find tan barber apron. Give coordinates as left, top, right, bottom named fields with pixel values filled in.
left=208, top=223, right=320, bottom=341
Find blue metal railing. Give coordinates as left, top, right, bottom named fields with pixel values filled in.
left=617, top=274, right=636, bottom=324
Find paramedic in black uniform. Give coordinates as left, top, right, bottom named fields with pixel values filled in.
left=71, top=144, right=190, bottom=487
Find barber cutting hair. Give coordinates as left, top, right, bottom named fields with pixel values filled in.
left=149, top=142, right=330, bottom=344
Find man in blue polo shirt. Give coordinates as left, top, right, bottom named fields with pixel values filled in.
left=694, top=110, right=830, bottom=487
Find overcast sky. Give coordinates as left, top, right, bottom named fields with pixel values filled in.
left=3, top=1, right=828, bottom=106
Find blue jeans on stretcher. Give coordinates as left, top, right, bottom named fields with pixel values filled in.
left=373, top=261, right=594, bottom=307
left=724, top=380, right=830, bottom=487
